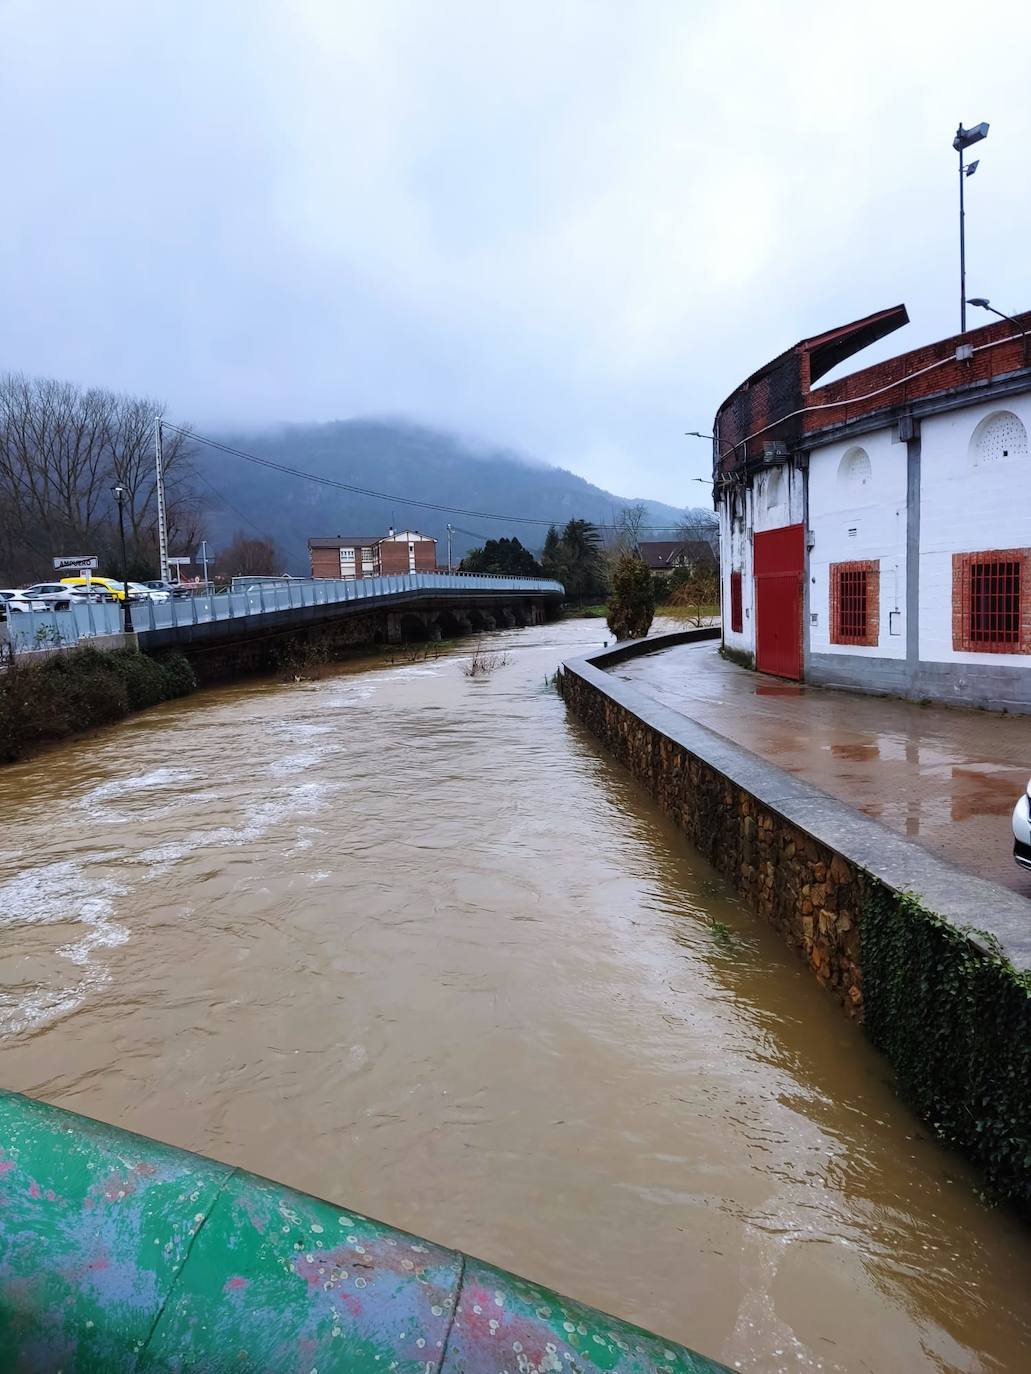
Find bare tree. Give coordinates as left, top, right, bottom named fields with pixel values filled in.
left=0, top=371, right=206, bottom=582
left=221, top=530, right=280, bottom=576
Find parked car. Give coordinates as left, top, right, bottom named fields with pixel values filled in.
left=0, top=589, right=47, bottom=616
left=20, top=582, right=78, bottom=610
left=58, top=576, right=146, bottom=603
left=1014, top=778, right=1031, bottom=873
left=142, top=579, right=192, bottom=599
left=125, top=580, right=170, bottom=604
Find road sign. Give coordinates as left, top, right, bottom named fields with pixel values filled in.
left=52, top=555, right=98, bottom=573
left=168, top=556, right=191, bottom=566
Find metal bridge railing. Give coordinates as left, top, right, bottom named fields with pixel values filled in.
left=3, top=573, right=564, bottom=649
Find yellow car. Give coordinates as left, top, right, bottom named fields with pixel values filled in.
left=59, top=576, right=145, bottom=603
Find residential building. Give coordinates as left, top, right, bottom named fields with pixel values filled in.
left=308, top=530, right=438, bottom=580
left=714, top=304, right=1031, bottom=712
left=639, top=539, right=718, bottom=577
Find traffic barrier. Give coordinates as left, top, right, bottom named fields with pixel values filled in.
left=0, top=1091, right=728, bottom=1371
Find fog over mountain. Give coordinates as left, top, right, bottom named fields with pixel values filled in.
left=195, top=419, right=711, bottom=572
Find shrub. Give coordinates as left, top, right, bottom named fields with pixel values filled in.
left=158, top=652, right=197, bottom=698
left=107, top=649, right=169, bottom=710
left=0, top=644, right=196, bottom=764
left=607, top=551, right=655, bottom=642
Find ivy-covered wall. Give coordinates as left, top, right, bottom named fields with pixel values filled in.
left=560, top=648, right=1031, bottom=1209
left=862, top=884, right=1031, bottom=1208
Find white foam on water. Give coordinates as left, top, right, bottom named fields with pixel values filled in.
left=79, top=767, right=198, bottom=807
left=269, top=750, right=324, bottom=778
left=134, top=781, right=341, bottom=871
left=0, top=859, right=129, bottom=1036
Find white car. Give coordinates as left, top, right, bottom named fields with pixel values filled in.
left=1014, top=778, right=1031, bottom=873
left=0, top=589, right=47, bottom=615
left=127, top=581, right=171, bottom=604
left=19, top=582, right=77, bottom=610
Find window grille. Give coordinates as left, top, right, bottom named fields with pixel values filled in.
left=829, top=560, right=879, bottom=646
left=968, top=559, right=1020, bottom=646
left=953, top=549, right=1029, bottom=654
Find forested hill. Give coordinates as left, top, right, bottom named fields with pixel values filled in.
left=198, top=419, right=710, bottom=572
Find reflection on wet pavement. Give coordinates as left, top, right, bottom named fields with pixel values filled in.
left=613, top=641, right=1031, bottom=899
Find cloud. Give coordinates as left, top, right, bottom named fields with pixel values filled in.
left=2, top=0, right=1028, bottom=503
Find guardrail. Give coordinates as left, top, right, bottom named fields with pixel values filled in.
left=2, top=600, right=124, bottom=653
left=2, top=573, right=565, bottom=651
left=0, top=1090, right=729, bottom=1371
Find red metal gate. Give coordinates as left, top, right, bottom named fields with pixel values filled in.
left=754, top=524, right=804, bottom=680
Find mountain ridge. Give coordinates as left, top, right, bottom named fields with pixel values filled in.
left=198, top=418, right=712, bottom=572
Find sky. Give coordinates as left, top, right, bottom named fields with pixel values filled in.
left=2, top=0, right=1029, bottom=505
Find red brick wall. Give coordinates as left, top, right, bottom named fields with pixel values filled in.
left=379, top=540, right=437, bottom=574
left=310, top=547, right=342, bottom=579
left=952, top=548, right=1031, bottom=653
left=829, top=560, right=879, bottom=646
left=805, top=314, right=1031, bottom=436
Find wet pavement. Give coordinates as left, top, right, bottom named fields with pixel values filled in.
left=611, top=640, right=1031, bottom=900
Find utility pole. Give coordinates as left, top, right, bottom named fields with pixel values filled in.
left=155, top=417, right=170, bottom=583
left=197, top=540, right=211, bottom=593
left=953, top=121, right=989, bottom=333
left=447, top=523, right=453, bottom=573
left=112, top=484, right=134, bottom=634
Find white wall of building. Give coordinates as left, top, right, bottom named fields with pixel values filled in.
left=718, top=464, right=805, bottom=658
left=807, top=428, right=907, bottom=659
left=919, top=398, right=1031, bottom=666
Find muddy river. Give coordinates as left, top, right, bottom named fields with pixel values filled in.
left=1, top=619, right=1029, bottom=1371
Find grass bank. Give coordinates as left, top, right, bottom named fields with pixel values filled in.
left=0, top=645, right=196, bottom=763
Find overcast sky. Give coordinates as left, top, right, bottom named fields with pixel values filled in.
left=3, top=1, right=1029, bottom=504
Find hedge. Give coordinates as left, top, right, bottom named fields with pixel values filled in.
left=0, top=646, right=196, bottom=762
left=861, top=882, right=1031, bottom=1208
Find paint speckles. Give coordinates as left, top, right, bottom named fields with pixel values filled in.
left=310, top=1222, right=324, bottom=1234
left=223, top=1276, right=249, bottom=1293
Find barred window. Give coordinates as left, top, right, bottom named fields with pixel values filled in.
left=829, top=560, right=879, bottom=647
left=953, top=550, right=1029, bottom=653
left=730, top=570, right=743, bottom=633
left=970, top=559, right=1020, bottom=645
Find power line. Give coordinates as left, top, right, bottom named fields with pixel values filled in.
left=163, top=422, right=716, bottom=533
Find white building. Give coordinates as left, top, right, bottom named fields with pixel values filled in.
left=714, top=304, right=1031, bottom=712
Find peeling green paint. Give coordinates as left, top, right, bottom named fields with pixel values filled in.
left=0, top=1092, right=730, bottom=1373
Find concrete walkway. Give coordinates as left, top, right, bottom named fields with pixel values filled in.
left=610, top=639, right=1031, bottom=899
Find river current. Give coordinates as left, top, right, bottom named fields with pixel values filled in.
left=1, top=619, right=1028, bottom=1371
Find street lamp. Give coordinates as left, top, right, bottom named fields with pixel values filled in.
left=953, top=120, right=989, bottom=333
left=684, top=431, right=715, bottom=440
left=111, top=483, right=133, bottom=634
left=967, top=297, right=1023, bottom=332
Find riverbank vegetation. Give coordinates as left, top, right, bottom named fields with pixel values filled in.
left=0, top=645, right=196, bottom=762
left=862, top=883, right=1031, bottom=1209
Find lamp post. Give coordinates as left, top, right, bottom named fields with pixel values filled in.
left=111, top=483, right=133, bottom=634
left=953, top=121, right=989, bottom=333
left=967, top=297, right=1023, bottom=332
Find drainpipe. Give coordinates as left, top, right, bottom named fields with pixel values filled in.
left=0, top=1091, right=729, bottom=1373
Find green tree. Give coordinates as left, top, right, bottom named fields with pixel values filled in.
left=547, top=518, right=606, bottom=605
left=607, top=549, right=655, bottom=642
left=461, top=536, right=543, bottom=576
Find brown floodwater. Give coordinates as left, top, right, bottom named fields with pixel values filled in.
left=1, top=619, right=1029, bottom=1371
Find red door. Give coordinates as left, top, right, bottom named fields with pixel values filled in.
left=754, top=524, right=804, bottom=680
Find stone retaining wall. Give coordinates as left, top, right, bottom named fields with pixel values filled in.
left=560, top=629, right=1031, bottom=1018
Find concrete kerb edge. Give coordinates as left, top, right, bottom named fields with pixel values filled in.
left=560, top=630, right=1031, bottom=971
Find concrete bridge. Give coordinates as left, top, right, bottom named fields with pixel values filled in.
left=5, top=572, right=565, bottom=679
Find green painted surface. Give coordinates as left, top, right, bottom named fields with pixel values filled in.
left=0, top=1092, right=730, bottom=1373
